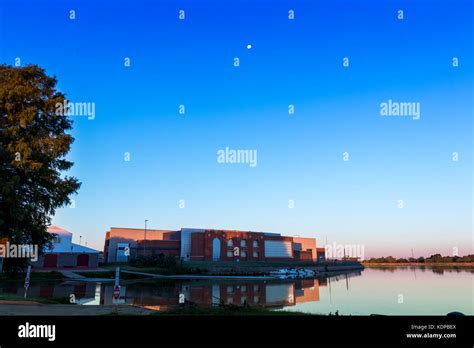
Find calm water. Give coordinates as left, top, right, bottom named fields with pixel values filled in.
left=1, top=267, right=472, bottom=315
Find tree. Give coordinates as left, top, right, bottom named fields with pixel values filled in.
left=427, top=254, right=443, bottom=263
left=0, top=65, right=80, bottom=272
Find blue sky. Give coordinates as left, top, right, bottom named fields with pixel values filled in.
left=1, top=0, right=472, bottom=257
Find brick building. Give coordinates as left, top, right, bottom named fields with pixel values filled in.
left=104, top=226, right=324, bottom=263
left=188, top=229, right=317, bottom=262
left=104, top=227, right=181, bottom=263
left=316, top=247, right=326, bottom=262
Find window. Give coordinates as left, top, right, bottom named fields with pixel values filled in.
left=227, top=251, right=233, bottom=257
left=254, top=285, right=259, bottom=292
left=241, top=286, right=247, bottom=293
left=227, top=286, right=233, bottom=293
left=240, top=240, right=246, bottom=247
left=241, top=251, right=246, bottom=257
left=253, top=296, right=259, bottom=303
left=253, top=240, right=258, bottom=248
left=227, top=239, right=233, bottom=247
left=253, top=251, right=259, bottom=258
left=241, top=297, right=247, bottom=304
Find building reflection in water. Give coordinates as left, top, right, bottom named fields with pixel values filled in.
left=105, top=270, right=363, bottom=310
left=0, top=271, right=362, bottom=311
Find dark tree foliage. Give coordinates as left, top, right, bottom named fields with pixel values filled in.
left=0, top=65, right=80, bottom=272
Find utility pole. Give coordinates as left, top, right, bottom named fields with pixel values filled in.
left=143, top=219, right=148, bottom=256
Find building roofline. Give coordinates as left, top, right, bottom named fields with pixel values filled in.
left=109, top=227, right=177, bottom=232
left=183, top=227, right=282, bottom=235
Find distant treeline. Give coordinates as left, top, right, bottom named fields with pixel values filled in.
left=364, top=254, right=474, bottom=263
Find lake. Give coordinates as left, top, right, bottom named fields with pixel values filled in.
left=1, top=266, right=472, bottom=315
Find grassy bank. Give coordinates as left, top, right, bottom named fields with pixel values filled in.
left=75, top=271, right=147, bottom=280
left=181, top=260, right=362, bottom=276
left=103, top=264, right=205, bottom=276
left=183, top=260, right=317, bottom=269
left=150, top=305, right=311, bottom=316
left=103, top=260, right=363, bottom=276
left=0, top=292, right=71, bottom=304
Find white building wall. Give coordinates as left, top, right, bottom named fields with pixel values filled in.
left=45, top=227, right=73, bottom=253
left=45, top=226, right=99, bottom=254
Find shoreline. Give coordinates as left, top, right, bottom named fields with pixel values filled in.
left=362, top=262, right=474, bottom=267
left=70, top=264, right=365, bottom=282
left=0, top=263, right=365, bottom=283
